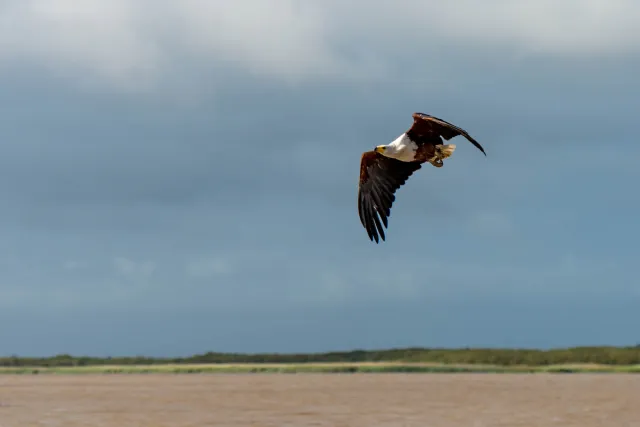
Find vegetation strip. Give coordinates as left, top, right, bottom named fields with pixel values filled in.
left=1, top=363, right=639, bottom=375
left=2, top=346, right=640, bottom=374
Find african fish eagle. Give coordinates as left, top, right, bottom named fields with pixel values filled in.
left=357, top=112, right=486, bottom=243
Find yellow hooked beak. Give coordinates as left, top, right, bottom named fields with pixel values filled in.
left=374, top=146, right=385, bottom=154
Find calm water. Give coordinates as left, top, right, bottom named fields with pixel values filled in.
left=0, top=373, right=638, bottom=426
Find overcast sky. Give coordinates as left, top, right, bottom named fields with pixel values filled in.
left=1, top=0, right=639, bottom=357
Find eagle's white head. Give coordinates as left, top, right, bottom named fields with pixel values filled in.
left=374, top=134, right=418, bottom=162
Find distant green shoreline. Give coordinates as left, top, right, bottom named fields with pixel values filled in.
left=1, top=362, right=639, bottom=375
left=2, top=346, right=639, bottom=373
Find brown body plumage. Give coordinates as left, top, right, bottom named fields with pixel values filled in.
left=357, top=112, right=486, bottom=243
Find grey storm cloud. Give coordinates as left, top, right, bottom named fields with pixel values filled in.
left=1, top=0, right=639, bottom=90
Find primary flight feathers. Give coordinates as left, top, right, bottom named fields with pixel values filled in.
left=357, top=112, right=486, bottom=243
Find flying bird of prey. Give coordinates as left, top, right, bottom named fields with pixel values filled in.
left=357, top=112, right=486, bottom=243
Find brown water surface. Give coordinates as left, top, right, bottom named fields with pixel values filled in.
left=0, top=373, right=638, bottom=426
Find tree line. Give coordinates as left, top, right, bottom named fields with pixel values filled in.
left=2, top=346, right=639, bottom=367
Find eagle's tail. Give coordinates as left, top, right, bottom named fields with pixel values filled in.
left=437, top=144, right=456, bottom=160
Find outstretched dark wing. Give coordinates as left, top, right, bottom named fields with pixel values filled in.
left=358, top=151, right=422, bottom=243
left=410, top=112, right=486, bottom=156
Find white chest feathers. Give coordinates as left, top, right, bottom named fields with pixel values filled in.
left=383, top=133, right=418, bottom=162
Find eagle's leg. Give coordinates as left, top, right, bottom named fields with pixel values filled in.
left=429, top=144, right=456, bottom=168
